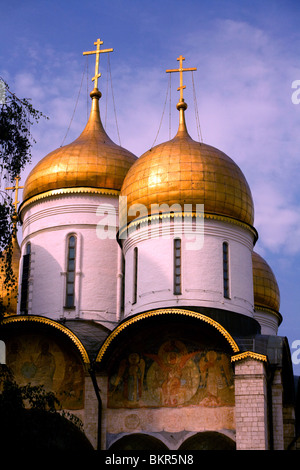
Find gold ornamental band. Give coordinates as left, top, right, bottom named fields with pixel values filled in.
left=96, top=308, right=240, bottom=363
left=1, top=315, right=90, bottom=364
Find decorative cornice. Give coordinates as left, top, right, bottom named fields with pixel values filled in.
left=96, top=308, right=240, bottom=363
left=19, top=187, right=120, bottom=218
left=254, top=305, right=283, bottom=325
left=118, top=211, right=258, bottom=242
left=1, top=315, right=90, bottom=364
left=231, top=351, right=268, bottom=363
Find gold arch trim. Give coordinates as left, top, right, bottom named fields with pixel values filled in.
left=19, top=186, right=120, bottom=216
left=96, top=308, right=240, bottom=363
left=1, top=315, right=90, bottom=364
left=119, top=211, right=258, bottom=241
left=231, top=351, right=267, bottom=363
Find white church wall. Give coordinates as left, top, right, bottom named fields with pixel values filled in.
left=122, top=217, right=255, bottom=319
left=19, top=193, right=120, bottom=327
left=253, top=309, right=279, bottom=335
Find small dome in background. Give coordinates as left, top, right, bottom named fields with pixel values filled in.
left=252, top=251, right=280, bottom=313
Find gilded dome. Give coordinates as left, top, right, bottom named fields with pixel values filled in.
left=252, top=251, right=280, bottom=312
left=120, top=101, right=254, bottom=228
left=22, top=89, right=137, bottom=202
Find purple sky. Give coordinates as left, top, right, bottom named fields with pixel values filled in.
left=1, top=0, right=300, bottom=374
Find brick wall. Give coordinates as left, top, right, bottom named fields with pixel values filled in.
left=234, top=358, right=269, bottom=450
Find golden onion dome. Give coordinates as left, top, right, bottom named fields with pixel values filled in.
left=22, top=89, right=137, bottom=202
left=120, top=99, right=254, bottom=228
left=252, top=251, right=280, bottom=313
left=0, top=235, right=20, bottom=315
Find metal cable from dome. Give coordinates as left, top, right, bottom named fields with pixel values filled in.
left=151, top=74, right=171, bottom=149
left=107, top=54, right=121, bottom=146
left=61, top=62, right=86, bottom=147
left=192, top=71, right=203, bottom=143
left=169, top=72, right=172, bottom=139
left=105, top=54, right=109, bottom=130
left=86, top=56, right=89, bottom=120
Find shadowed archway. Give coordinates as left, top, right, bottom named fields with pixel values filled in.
left=179, top=431, right=235, bottom=450
left=108, top=433, right=169, bottom=451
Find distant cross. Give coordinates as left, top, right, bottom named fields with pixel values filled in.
left=83, top=38, right=113, bottom=90
left=6, top=176, right=24, bottom=214
left=166, top=55, right=197, bottom=101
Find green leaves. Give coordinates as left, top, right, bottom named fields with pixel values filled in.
left=0, top=81, right=47, bottom=319
left=0, top=366, right=90, bottom=450
left=0, top=80, right=47, bottom=180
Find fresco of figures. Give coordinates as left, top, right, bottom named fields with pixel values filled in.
left=108, top=340, right=234, bottom=409
left=5, top=333, right=85, bottom=410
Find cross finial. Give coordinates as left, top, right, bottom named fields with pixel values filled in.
left=166, top=55, right=197, bottom=102
left=6, top=176, right=24, bottom=214
left=83, top=38, right=113, bottom=90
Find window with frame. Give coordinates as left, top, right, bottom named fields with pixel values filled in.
left=223, top=242, right=230, bottom=299
left=65, top=235, right=76, bottom=308
left=20, top=242, right=31, bottom=314
left=132, top=247, right=138, bottom=304
left=174, top=238, right=182, bottom=295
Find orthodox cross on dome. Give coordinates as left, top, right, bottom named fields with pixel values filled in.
left=83, top=38, right=114, bottom=90
left=6, top=176, right=23, bottom=214
left=166, top=55, right=197, bottom=102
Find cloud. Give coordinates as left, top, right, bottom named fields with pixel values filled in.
left=6, top=16, right=300, bottom=259
left=253, top=181, right=300, bottom=254
left=181, top=18, right=300, bottom=255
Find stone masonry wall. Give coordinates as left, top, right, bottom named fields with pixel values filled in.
left=272, top=368, right=284, bottom=449
left=234, top=357, right=269, bottom=450
left=84, top=375, right=99, bottom=449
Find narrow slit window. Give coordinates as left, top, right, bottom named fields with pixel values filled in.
left=121, top=255, right=125, bottom=313
left=20, top=242, right=31, bottom=314
left=133, top=247, right=138, bottom=304
left=174, top=238, right=182, bottom=295
left=65, top=236, right=76, bottom=308
left=223, top=242, right=230, bottom=299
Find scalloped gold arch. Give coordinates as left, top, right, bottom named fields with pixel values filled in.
left=1, top=315, right=90, bottom=364
left=231, top=351, right=267, bottom=363
left=96, top=308, right=240, bottom=363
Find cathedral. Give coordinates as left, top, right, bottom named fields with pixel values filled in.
left=0, top=38, right=299, bottom=451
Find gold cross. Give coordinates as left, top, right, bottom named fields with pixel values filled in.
left=6, top=176, right=24, bottom=213
left=166, top=55, right=197, bottom=101
left=83, top=38, right=113, bottom=90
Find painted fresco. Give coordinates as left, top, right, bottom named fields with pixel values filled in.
left=6, top=333, right=84, bottom=410
left=108, top=340, right=234, bottom=409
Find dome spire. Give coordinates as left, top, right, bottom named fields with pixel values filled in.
left=80, top=37, right=115, bottom=142
left=83, top=38, right=113, bottom=96
left=166, top=55, right=197, bottom=135
left=21, top=39, right=137, bottom=204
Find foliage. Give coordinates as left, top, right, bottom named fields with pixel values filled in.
left=0, top=365, right=92, bottom=450
left=0, top=79, right=47, bottom=318
left=0, top=79, right=47, bottom=178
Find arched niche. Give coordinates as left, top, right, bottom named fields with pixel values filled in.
left=109, top=433, right=169, bottom=451
left=179, top=431, right=236, bottom=450
left=98, top=309, right=236, bottom=410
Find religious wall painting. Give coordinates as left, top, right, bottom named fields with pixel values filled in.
left=108, top=339, right=234, bottom=409
left=6, top=333, right=84, bottom=410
